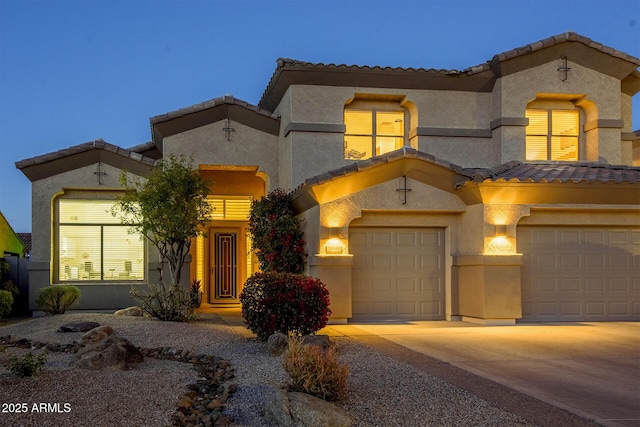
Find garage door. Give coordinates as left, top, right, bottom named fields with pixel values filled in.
left=518, top=226, right=640, bottom=322
left=350, top=227, right=445, bottom=321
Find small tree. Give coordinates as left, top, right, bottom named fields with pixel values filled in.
left=114, top=155, right=211, bottom=320
left=248, top=188, right=306, bottom=274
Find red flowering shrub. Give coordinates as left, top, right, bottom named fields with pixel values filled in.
left=248, top=189, right=306, bottom=274
left=240, top=272, right=331, bottom=341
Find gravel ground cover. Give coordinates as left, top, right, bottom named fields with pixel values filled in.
left=0, top=313, right=539, bottom=426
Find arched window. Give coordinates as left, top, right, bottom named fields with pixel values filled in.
left=344, top=101, right=406, bottom=160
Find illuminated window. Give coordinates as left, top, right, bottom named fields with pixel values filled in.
left=57, top=200, right=145, bottom=282
left=207, top=196, right=252, bottom=220
left=526, top=109, right=579, bottom=161
left=344, top=109, right=404, bottom=160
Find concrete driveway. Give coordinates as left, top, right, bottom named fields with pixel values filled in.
left=325, top=321, right=639, bottom=427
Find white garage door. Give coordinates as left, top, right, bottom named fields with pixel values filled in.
left=518, top=226, right=640, bottom=322
left=350, top=227, right=445, bottom=321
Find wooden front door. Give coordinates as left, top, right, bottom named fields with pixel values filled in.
left=209, top=228, right=241, bottom=304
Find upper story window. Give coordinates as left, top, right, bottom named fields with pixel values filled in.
left=57, top=199, right=145, bottom=282
left=344, top=109, right=405, bottom=160
left=525, top=109, right=579, bottom=161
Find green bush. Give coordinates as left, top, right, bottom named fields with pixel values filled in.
left=282, top=336, right=348, bottom=401
left=240, top=272, right=331, bottom=341
left=10, top=350, right=48, bottom=378
left=35, top=285, right=80, bottom=314
left=131, top=282, right=195, bottom=321
left=0, top=290, right=13, bottom=319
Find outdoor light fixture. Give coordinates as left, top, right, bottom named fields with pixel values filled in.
left=494, top=224, right=507, bottom=238
left=325, top=228, right=344, bottom=254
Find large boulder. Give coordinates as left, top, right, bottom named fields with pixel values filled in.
left=57, top=321, right=101, bottom=333
left=266, top=388, right=353, bottom=427
left=74, top=335, right=143, bottom=370
left=78, top=325, right=114, bottom=346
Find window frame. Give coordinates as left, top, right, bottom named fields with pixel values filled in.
left=344, top=107, right=406, bottom=160
left=55, top=198, right=146, bottom=283
left=525, top=108, right=580, bottom=161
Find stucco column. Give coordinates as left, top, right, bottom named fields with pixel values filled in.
left=307, top=254, right=353, bottom=324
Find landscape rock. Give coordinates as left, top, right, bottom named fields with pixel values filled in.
left=113, top=306, right=143, bottom=316
left=267, top=332, right=289, bottom=356
left=74, top=335, right=143, bottom=370
left=302, top=335, right=331, bottom=350
left=265, top=388, right=352, bottom=427
left=265, top=387, right=294, bottom=427
left=57, top=321, right=101, bottom=333
left=78, top=325, right=114, bottom=346
left=288, top=392, right=353, bottom=427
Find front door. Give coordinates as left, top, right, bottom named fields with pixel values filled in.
left=209, top=228, right=241, bottom=304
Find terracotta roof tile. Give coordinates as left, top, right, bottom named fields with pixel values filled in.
left=149, top=94, right=277, bottom=125
left=474, top=162, right=640, bottom=184
left=15, top=139, right=159, bottom=170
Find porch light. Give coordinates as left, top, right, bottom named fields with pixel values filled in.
left=325, top=237, right=344, bottom=255
left=494, top=224, right=507, bottom=237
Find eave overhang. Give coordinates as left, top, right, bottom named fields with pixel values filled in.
left=150, top=95, right=280, bottom=151
left=456, top=181, right=640, bottom=206
left=15, top=139, right=157, bottom=182
left=291, top=148, right=473, bottom=213
left=259, top=32, right=640, bottom=112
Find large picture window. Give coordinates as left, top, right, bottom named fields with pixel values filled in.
left=526, top=109, right=579, bottom=161
left=344, top=109, right=404, bottom=160
left=57, top=199, right=145, bottom=282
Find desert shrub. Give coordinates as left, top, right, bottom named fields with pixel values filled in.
left=10, top=350, right=48, bottom=378
left=131, top=283, right=195, bottom=321
left=282, top=336, right=348, bottom=401
left=240, top=272, right=331, bottom=341
left=0, top=290, right=13, bottom=319
left=248, top=188, right=306, bottom=274
left=35, top=285, right=80, bottom=314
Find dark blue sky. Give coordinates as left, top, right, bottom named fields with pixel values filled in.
left=1, top=0, right=638, bottom=232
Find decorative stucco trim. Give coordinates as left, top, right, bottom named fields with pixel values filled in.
left=283, top=122, right=346, bottom=137
left=490, top=117, right=529, bottom=130
left=412, top=127, right=492, bottom=139
left=621, top=132, right=639, bottom=141
left=583, top=119, right=625, bottom=132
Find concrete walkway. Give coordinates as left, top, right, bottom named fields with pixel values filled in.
left=324, top=321, right=640, bottom=427
left=213, top=308, right=639, bottom=427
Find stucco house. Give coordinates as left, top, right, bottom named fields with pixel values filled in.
left=16, top=32, right=640, bottom=324
left=0, top=211, right=24, bottom=258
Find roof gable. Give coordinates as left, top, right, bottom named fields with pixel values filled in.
left=259, top=32, right=640, bottom=112
left=150, top=95, right=280, bottom=149
left=291, top=147, right=474, bottom=211
left=15, top=139, right=157, bottom=182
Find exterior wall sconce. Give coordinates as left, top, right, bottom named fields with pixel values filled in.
left=325, top=237, right=344, bottom=254
left=494, top=224, right=507, bottom=238
left=324, top=228, right=344, bottom=254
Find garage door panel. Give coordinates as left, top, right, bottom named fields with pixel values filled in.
left=518, top=226, right=640, bottom=321
left=372, top=231, right=393, bottom=246
left=351, top=227, right=445, bottom=321
left=560, top=278, right=580, bottom=292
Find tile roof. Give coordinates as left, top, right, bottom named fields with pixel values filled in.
left=292, top=147, right=474, bottom=193
left=149, top=94, right=277, bottom=125
left=15, top=138, right=158, bottom=169
left=292, top=148, right=640, bottom=197
left=260, top=32, right=640, bottom=109
left=467, top=162, right=640, bottom=184
left=17, top=233, right=31, bottom=256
